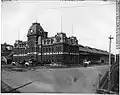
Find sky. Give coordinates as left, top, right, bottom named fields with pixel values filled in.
left=1, top=1, right=117, bottom=53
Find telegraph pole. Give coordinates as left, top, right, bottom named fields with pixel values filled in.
left=72, top=24, right=73, bottom=36
left=108, top=35, right=114, bottom=91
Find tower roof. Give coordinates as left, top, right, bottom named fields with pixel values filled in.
left=27, top=22, right=44, bottom=37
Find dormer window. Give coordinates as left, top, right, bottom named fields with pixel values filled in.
left=51, top=39, right=54, bottom=44
left=44, top=40, right=46, bottom=45
left=56, top=36, right=61, bottom=43
left=47, top=39, right=50, bottom=44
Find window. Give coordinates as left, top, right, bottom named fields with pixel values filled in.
left=43, top=47, right=45, bottom=52
left=44, top=40, right=46, bottom=45
left=43, top=48, right=45, bottom=53
left=51, top=39, right=54, bottom=44
left=56, top=36, right=61, bottom=43
left=47, top=40, right=49, bottom=44
left=58, top=46, right=60, bottom=52
left=47, top=39, right=50, bottom=44
left=59, top=46, right=61, bottom=52
left=46, top=47, right=48, bottom=52
left=48, top=47, right=49, bottom=52
left=56, top=47, right=57, bottom=52
left=52, top=47, right=54, bottom=52
left=49, top=47, right=51, bottom=52
left=59, top=58, right=61, bottom=62
left=52, top=59, right=53, bottom=62
left=64, top=56, right=66, bottom=60
left=58, top=46, right=59, bottom=52
left=57, top=59, right=59, bottom=62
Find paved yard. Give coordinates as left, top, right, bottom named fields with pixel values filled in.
left=1, top=65, right=108, bottom=93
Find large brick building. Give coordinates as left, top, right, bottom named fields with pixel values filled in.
left=13, top=22, right=79, bottom=65
left=13, top=22, right=114, bottom=65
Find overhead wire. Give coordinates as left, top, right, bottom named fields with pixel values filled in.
left=50, top=2, right=116, bottom=9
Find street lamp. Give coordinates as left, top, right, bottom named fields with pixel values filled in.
left=108, top=35, right=114, bottom=91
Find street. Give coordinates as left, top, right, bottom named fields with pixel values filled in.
left=1, top=65, right=108, bottom=93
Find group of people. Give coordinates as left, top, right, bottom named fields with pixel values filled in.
left=82, top=59, right=103, bottom=67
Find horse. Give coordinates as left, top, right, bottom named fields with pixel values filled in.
left=11, top=61, right=19, bottom=66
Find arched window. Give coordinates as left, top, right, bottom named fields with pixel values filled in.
left=56, top=36, right=61, bottom=43
left=51, top=39, right=54, bottom=44
left=46, top=48, right=48, bottom=52
left=49, top=47, right=51, bottom=52
left=38, top=36, right=42, bottom=45
left=52, top=47, right=54, bottom=52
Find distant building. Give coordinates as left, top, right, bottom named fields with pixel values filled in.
left=1, top=43, right=13, bottom=56
left=13, top=22, right=79, bottom=65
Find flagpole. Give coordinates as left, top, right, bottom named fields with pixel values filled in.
left=61, top=13, right=63, bottom=33
left=72, top=24, right=73, bottom=36
left=18, top=31, right=20, bottom=63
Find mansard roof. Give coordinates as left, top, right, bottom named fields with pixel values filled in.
left=79, top=45, right=109, bottom=55
left=27, top=22, right=44, bottom=37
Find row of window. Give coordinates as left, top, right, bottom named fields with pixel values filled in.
left=63, top=55, right=78, bottom=61
left=42, top=56, right=78, bottom=63
left=42, top=55, right=78, bottom=60
left=42, top=46, right=62, bottom=53
left=14, top=45, right=79, bottom=54
left=42, top=38, right=54, bottom=45
left=14, top=48, right=27, bottom=54
left=43, top=58, right=62, bottom=62
left=41, top=36, right=63, bottom=45
left=15, top=46, right=62, bottom=53
left=13, top=54, right=79, bottom=63
left=64, top=46, right=78, bottom=53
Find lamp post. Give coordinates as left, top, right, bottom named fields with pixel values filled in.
left=108, top=35, right=114, bottom=91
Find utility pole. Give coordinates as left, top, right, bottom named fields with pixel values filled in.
left=18, top=31, right=20, bottom=63
left=72, top=24, right=73, bottom=36
left=108, top=35, right=114, bottom=91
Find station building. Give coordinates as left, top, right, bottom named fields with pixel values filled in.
left=13, top=22, right=114, bottom=65
left=13, top=22, right=79, bottom=65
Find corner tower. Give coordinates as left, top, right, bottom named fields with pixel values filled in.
left=27, top=22, right=44, bottom=45
left=27, top=22, right=48, bottom=62
left=27, top=22, right=45, bottom=62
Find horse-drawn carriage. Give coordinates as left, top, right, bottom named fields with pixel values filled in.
left=11, top=59, right=37, bottom=67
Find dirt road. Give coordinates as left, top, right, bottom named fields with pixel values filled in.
left=1, top=65, right=108, bottom=93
